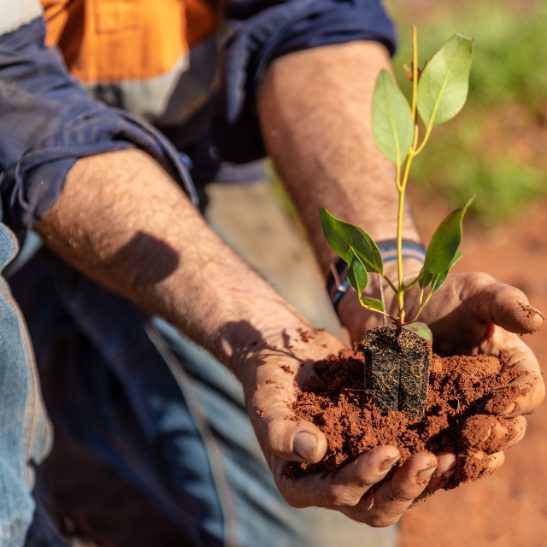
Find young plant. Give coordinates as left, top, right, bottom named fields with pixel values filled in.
left=320, top=26, right=474, bottom=326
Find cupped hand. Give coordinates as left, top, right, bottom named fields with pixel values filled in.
left=338, top=269, right=545, bottom=473
left=236, top=326, right=455, bottom=526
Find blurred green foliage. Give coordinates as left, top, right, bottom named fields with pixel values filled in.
left=388, top=0, right=547, bottom=224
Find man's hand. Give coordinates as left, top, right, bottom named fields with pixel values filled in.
left=235, top=326, right=456, bottom=527
left=37, top=150, right=452, bottom=526
left=338, top=269, right=545, bottom=476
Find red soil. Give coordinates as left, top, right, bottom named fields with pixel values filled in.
left=290, top=347, right=521, bottom=487
left=400, top=199, right=547, bottom=547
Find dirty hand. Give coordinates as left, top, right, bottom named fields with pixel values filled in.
left=339, top=270, right=545, bottom=476
left=236, top=325, right=455, bottom=526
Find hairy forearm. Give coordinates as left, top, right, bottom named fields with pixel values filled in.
left=258, top=41, right=421, bottom=274
left=36, top=149, right=306, bottom=372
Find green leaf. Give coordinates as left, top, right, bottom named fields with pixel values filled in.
left=346, top=252, right=368, bottom=294
left=360, top=295, right=385, bottom=312
left=319, top=209, right=384, bottom=274
left=431, top=271, right=448, bottom=292
left=347, top=251, right=383, bottom=310
left=402, top=322, right=432, bottom=341
left=372, top=69, right=414, bottom=167
left=319, top=208, right=352, bottom=262
left=449, top=250, right=463, bottom=268
left=346, top=253, right=385, bottom=312
left=418, top=197, right=474, bottom=289
left=417, top=34, right=473, bottom=127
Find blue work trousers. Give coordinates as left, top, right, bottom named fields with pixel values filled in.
left=5, top=232, right=395, bottom=547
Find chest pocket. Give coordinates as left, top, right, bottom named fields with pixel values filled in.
left=93, top=0, right=139, bottom=33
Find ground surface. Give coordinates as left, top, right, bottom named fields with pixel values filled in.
left=400, top=198, right=547, bottom=547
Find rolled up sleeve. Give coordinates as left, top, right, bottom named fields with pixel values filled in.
left=0, top=17, right=197, bottom=233
left=216, top=0, right=397, bottom=163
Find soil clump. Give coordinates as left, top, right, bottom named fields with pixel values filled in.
left=289, top=344, right=522, bottom=487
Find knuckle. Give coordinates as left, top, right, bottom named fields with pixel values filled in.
left=328, top=486, right=360, bottom=507
left=469, top=272, right=496, bottom=288
left=388, top=487, right=416, bottom=504
left=284, top=496, right=308, bottom=509
left=366, top=512, right=401, bottom=528
left=351, top=469, right=378, bottom=490
left=276, top=479, right=313, bottom=509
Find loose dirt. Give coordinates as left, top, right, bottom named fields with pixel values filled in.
left=289, top=344, right=521, bottom=487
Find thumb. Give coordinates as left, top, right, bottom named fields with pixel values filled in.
left=466, top=281, right=544, bottom=334
left=252, top=381, right=327, bottom=463
left=262, top=411, right=328, bottom=464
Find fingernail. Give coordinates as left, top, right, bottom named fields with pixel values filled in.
left=436, top=452, right=457, bottom=474
left=294, top=432, right=317, bottom=461
left=380, top=454, right=400, bottom=472
left=526, top=304, right=545, bottom=320
left=416, top=465, right=437, bottom=484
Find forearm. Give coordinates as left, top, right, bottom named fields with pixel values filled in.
left=258, top=41, right=421, bottom=275
left=36, top=149, right=307, bottom=373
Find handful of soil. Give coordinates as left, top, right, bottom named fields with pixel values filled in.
left=289, top=339, right=522, bottom=488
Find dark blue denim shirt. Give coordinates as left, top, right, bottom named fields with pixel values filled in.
left=0, top=0, right=396, bottom=233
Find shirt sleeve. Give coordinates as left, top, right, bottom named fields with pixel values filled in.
left=215, top=0, right=397, bottom=163
left=0, top=17, right=197, bottom=233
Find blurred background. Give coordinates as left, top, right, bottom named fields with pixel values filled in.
left=388, top=0, right=546, bottom=226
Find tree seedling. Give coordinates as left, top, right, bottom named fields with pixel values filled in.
left=320, top=27, right=474, bottom=416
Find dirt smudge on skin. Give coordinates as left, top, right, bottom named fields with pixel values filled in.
left=519, top=301, right=545, bottom=321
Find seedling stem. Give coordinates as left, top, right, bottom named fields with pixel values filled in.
left=320, top=26, right=474, bottom=327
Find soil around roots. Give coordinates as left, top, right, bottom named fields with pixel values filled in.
left=288, top=345, right=524, bottom=488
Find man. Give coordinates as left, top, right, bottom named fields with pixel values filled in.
left=0, top=0, right=543, bottom=545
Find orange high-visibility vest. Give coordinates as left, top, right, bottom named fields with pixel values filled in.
left=42, top=0, right=221, bottom=83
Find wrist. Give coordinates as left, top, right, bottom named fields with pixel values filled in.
left=326, top=239, right=425, bottom=313
left=334, top=253, right=425, bottom=339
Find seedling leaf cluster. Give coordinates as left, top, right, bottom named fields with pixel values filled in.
left=321, top=27, right=474, bottom=325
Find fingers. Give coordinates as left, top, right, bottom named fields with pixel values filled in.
left=325, top=446, right=400, bottom=507
left=277, top=445, right=400, bottom=508
left=460, top=450, right=505, bottom=482
left=485, top=374, right=545, bottom=417
left=417, top=453, right=457, bottom=497
left=481, top=331, right=545, bottom=417
left=417, top=452, right=456, bottom=495
left=245, top=329, right=350, bottom=464
left=461, top=415, right=527, bottom=453
left=343, top=452, right=438, bottom=527
left=465, top=278, right=544, bottom=334
left=435, top=452, right=457, bottom=475
left=279, top=447, right=507, bottom=527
